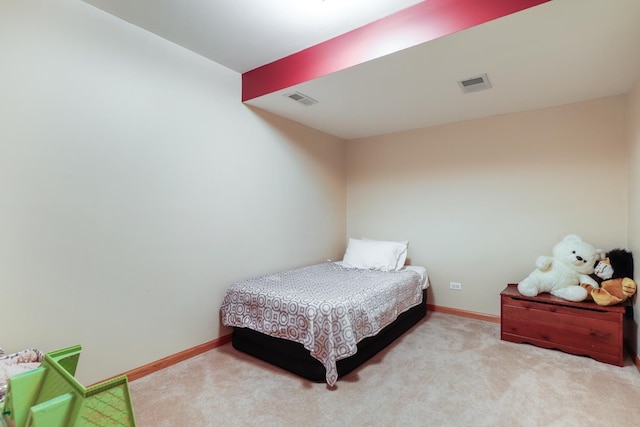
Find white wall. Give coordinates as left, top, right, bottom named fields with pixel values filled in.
left=628, top=77, right=640, bottom=361
left=0, top=0, right=346, bottom=384
left=347, top=96, right=629, bottom=316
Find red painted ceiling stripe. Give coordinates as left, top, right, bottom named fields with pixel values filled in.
left=242, top=0, right=550, bottom=102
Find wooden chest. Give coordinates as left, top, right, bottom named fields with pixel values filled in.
left=500, top=284, right=629, bottom=366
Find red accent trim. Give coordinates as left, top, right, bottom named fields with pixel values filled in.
left=94, top=335, right=232, bottom=385
left=428, top=304, right=500, bottom=323
left=242, top=0, right=551, bottom=101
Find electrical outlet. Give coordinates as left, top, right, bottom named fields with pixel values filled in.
left=449, top=282, right=462, bottom=291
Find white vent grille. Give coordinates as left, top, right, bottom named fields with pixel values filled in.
left=458, top=73, right=491, bottom=93
left=285, top=91, right=318, bottom=106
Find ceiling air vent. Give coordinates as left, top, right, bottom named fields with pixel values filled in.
left=285, top=91, right=318, bottom=106
left=457, top=73, right=491, bottom=94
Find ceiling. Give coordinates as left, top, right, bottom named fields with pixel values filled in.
left=82, top=0, right=640, bottom=140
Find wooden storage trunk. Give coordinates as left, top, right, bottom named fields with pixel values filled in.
left=500, top=284, right=630, bottom=366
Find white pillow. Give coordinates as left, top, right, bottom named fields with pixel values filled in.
left=363, top=238, right=408, bottom=270
left=342, top=238, right=408, bottom=271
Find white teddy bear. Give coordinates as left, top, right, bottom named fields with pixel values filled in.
left=518, top=234, right=601, bottom=302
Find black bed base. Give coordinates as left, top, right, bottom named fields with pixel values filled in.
left=231, top=290, right=427, bottom=383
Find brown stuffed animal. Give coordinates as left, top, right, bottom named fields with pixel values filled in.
left=581, top=249, right=637, bottom=306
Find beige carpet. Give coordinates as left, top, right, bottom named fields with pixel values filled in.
left=129, top=312, right=640, bottom=426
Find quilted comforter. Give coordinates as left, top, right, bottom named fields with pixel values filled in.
left=220, top=262, right=423, bottom=386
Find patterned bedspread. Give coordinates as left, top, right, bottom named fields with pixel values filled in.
left=220, top=262, right=423, bottom=386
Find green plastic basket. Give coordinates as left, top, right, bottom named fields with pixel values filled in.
left=1, top=345, right=136, bottom=427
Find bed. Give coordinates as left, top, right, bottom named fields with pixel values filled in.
left=220, top=238, right=429, bottom=386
